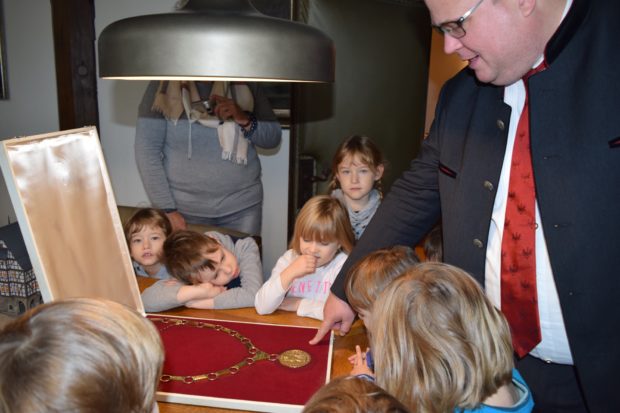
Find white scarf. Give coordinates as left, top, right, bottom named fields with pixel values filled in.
left=152, top=81, right=254, bottom=164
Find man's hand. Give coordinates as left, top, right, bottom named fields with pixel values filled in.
left=166, top=211, right=187, bottom=231
left=309, top=292, right=355, bottom=345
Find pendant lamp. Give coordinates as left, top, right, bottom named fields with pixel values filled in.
left=98, top=0, right=335, bottom=82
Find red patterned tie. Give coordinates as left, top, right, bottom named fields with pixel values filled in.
left=501, top=62, right=547, bottom=358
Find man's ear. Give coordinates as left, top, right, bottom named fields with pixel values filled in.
left=519, top=0, right=536, bottom=17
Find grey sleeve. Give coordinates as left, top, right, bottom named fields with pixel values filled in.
left=141, top=279, right=184, bottom=313
left=134, top=82, right=176, bottom=210
left=246, top=83, right=282, bottom=150
left=213, top=236, right=264, bottom=309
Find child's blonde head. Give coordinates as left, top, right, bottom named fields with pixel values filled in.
left=290, top=195, right=355, bottom=255
left=345, top=245, right=419, bottom=315
left=123, top=207, right=172, bottom=243
left=0, top=298, right=163, bottom=413
left=164, top=230, right=220, bottom=284
left=371, top=262, right=514, bottom=413
left=329, top=135, right=385, bottom=194
left=302, top=376, right=410, bottom=413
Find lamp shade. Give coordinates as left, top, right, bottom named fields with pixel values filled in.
left=98, top=0, right=335, bottom=82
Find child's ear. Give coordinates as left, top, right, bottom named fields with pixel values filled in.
left=374, top=164, right=385, bottom=180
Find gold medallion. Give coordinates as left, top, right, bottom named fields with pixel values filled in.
left=278, top=349, right=312, bottom=368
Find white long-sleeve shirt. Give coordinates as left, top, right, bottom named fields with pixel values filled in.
left=255, top=250, right=347, bottom=320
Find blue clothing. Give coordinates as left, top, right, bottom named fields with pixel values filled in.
left=458, top=369, right=533, bottom=413
left=132, top=260, right=172, bottom=280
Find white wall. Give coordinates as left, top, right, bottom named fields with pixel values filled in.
left=0, top=0, right=59, bottom=225
left=94, top=0, right=289, bottom=277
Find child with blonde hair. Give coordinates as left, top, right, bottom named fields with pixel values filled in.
left=345, top=245, right=419, bottom=379
left=0, top=298, right=163, bottom=413
left=141, top=229, right=262, bottom=311
left=255, top=195, right=354, bottom=320
left=124, top=207, right=173, bottom=279
left=366, top=263, right=534, bottom=413
left=345, top=245, right=419, bottom=328
left=329, top=135, right=385, bottom=239
left=302, top=375, right=410, bottom=413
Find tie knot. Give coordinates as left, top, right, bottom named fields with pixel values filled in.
left=523, top=60, right=548, bottom=82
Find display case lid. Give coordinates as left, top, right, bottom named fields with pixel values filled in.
left=0, top=127, right=143, bottom=313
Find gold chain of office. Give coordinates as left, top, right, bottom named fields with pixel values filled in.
left=151, top=317, right=312, bottom=384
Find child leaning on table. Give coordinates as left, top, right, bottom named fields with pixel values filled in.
left=141, top=229, right=262, bottom=312
left=0, top=298, right=163, bottom=413
left=124, top=207, right=173, bottom=280
left=255, top=195, right=355, bottom=320
left=363, top=263, right=534, bottom=413
left=345, top=245, right=419, bottom=378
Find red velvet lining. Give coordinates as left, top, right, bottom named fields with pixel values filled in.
left=148, top=316, right=331, bottom=406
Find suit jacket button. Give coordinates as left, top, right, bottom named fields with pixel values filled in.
left=483, top=181, right=494, bottom=191
left=473, top=239, right=484, bottom=249
left=496, top=119, right=505, bottom=130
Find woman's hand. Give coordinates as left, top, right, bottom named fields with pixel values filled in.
left=211, top=94, right=250, bottom=126
left=166, top=211, right=187, bottom=231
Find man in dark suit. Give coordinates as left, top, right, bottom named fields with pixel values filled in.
left=311, top=0, right=620, bottom=411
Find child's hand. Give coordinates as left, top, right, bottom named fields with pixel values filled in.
left=278, top=297, right=302, bottom=312
left=349, top=345, right=374, bottom=377
left=195, top=282, right=226, bottom=298
left=288, top=254, right=318, bottom=278
left=279, top=254, right=318, bottom=290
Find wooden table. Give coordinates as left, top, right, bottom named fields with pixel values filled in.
left=137, top=277, right=368, bottom=413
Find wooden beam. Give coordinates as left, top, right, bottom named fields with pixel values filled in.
left=50, top=0, right=99, bottom=131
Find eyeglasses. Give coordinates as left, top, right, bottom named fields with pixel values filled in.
left=432, top=0, right=485, bottom=39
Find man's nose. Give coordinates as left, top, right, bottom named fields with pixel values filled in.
left=443, top=33, right=463, bottom=55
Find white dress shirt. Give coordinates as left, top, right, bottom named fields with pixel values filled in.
left=485, top=8, right=575, bottom=363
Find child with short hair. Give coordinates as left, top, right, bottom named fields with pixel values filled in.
left=0, top=298, right=163, bottom=413
left=141, top=229, right=262, bottom=311
left=366, top=263, right=534, bottom=413
left=302, top=375, right=410, bottom=413
left=255, top=195, right=354, bottom=320
left=345, top=245, right=419, bottom=328
left=124, top=207, right=173, bottom=280
left=345, top=245, right=419, bottom=378
left=329, top=135, right=385, bottom=239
